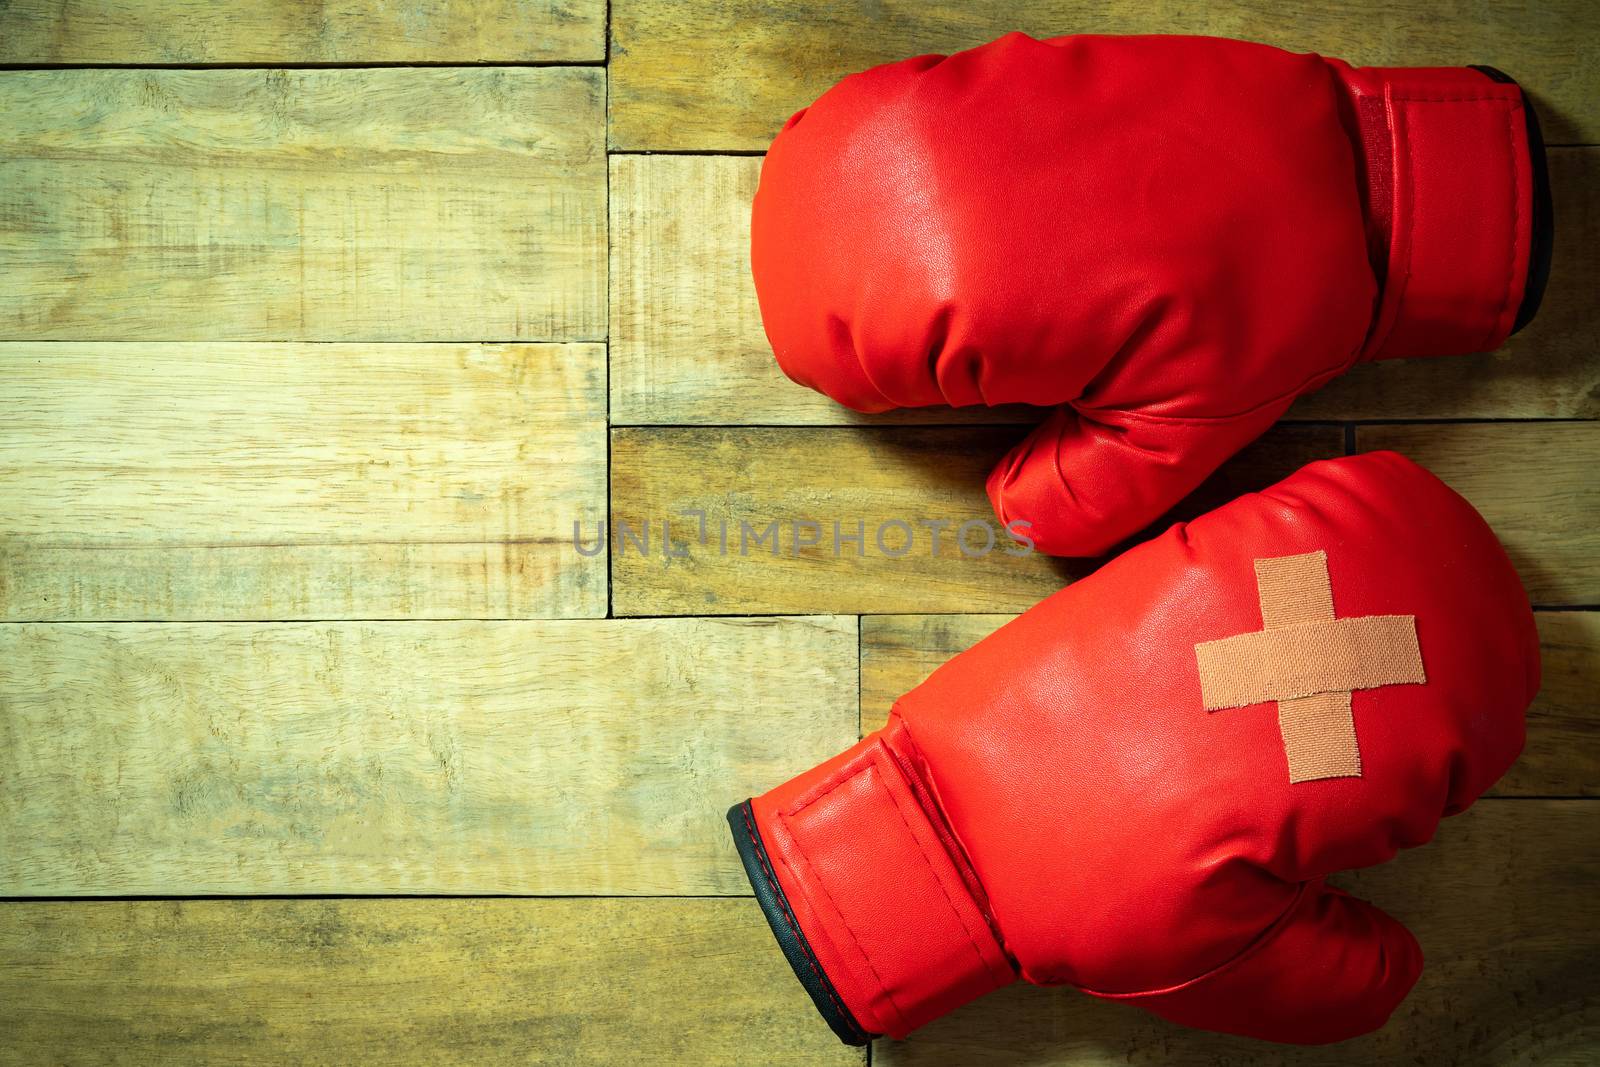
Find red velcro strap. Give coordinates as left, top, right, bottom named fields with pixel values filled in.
left=1336, top=65, right=1533, bottom=361
left=752, top=728, right=1014, bottom=1038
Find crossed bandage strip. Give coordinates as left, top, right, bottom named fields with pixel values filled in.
left=1195, top=551, right=1426, bottom=783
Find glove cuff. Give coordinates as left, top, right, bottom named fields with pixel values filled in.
left=1334, top=62, right=1552, bottom=360
left=728, top=726, right=1015, bottom=1043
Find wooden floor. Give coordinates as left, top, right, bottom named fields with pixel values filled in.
left=1, top=2, right=1597, bottom=1064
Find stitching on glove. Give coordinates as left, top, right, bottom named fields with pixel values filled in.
left=1384, top=93, right=1521, bottom=355
left=1385, top=94, right=1518, bottom=103
left=889, top=712, right=1019, bottom=979
left=1069, top=880, right=1315, bottom=999
left=1073, top=358, right=1348, bottom=426
left=740, top=803, right=872, bottom=1041
left=776, top=790, right=914, bottom=1034
left=1487, top=101, right=1522, bottom=353
left=781, top=749, right=1007, bottom=1024
left=867, top=758, right=1005, bottom=987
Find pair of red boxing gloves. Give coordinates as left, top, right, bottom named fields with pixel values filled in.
left=728, top=34, right=1551, bottom=1047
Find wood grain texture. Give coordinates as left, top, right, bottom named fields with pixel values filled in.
left=612, top=426, right=1074, bottom=615
left=875, top=801, right=1600, bottom=1066
left=0, top=0, right=606, bottom=63
left=1519, top=613, right=1600, bottom=797
left=610, top=424, right=1340, bottom=615
left=0, top=68, right=605, bottom=342
left=0, top=899, right=863, bottom=1067
left=4, top=3, right=1595, bottom=1061
left=1356, top=423, right=1600, bottom=606
left=0, top=808, right=1589, bottom=1066
left=607, top=155, right=773, bottom=424
left=608, top=154, right=1029, bottom=426
left=609, top=151, right=1597, bottom=424
left=861, top=613, right=1600, bottom=797
left=610, top=0, right=1600, bottom=150
left=0, top=342, right=606, bottom=621
left=0, top=616, right=858, bottom=895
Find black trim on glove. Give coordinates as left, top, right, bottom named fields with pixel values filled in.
left=726, top=800, right=877, bottom=1046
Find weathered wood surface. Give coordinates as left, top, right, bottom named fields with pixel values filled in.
left=0, top=805, right=1590, bottom=1066
left=1526, top=613, right=1600, bottom=796
left=1357, top=422, right=1600, bottom=606
left=610, top=0, right=1600, bottom=149
left=0, top=68, right=605, bottom=342
left=0, top=899, right=862, bottom=1067
left=609, top=151, right=1597, bottom=425
left=875, top=802, right=1600, bottom=1066
left=611, top=424, right=1344, bottom=615
left=4, top=1, right=1597, bottom=1062
left=0, top=342, right=606, bottom=621
left=0, top=616, right=857, bottom=894
left=861, top=613, right=1600, bottom=797
left=0, top=0, right=606, bottom=64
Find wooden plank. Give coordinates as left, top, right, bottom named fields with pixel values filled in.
left=610, top=150, right=1596, bottom=424
left=611, top=424, right=1342, bottom=615
left=608, top=155, right=1030, bottom=426
left=607, top=155, right=770, bottom=425
left=0, top=899, right=863, bottom=1067
left=0, top=0, right=605, bottom=64
left=1, top=808, right=1589, bottom=1066
left=1296, top=149, right=1599, bottom=420
left=1356, top=423, right=1600, bottom=606
left=610, top=1, right=1599, bottom=150
left=861, top=613, right=1600, bottom=797
left=0, top=68, right=605, bottom=342
left=1517, top=613, right=1600, bottom=796
left=0, top=616, right=858, bottom=896
left=872, top=801, right=1600, bottom=1066
left=0, top=342, right=606, bottom=621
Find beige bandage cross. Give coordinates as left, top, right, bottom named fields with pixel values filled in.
left=1194, top=551, right=1425, bottom=783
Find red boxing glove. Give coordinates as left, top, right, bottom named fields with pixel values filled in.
left=728, top=451, right=1538, bottom=1045
left=751, top=34, right=1552, bottom=555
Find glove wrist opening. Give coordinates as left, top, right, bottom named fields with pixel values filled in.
left=729, top=729, right=1015, bottom=1043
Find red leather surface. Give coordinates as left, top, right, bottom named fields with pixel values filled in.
left=746, top=452, right=1539, bottom=1043
left=1333, top=63, right=1535, bottom=359
left=751, top=34, right=1535, bottom=556
left=751, top=724, right=1013, bottom=1036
